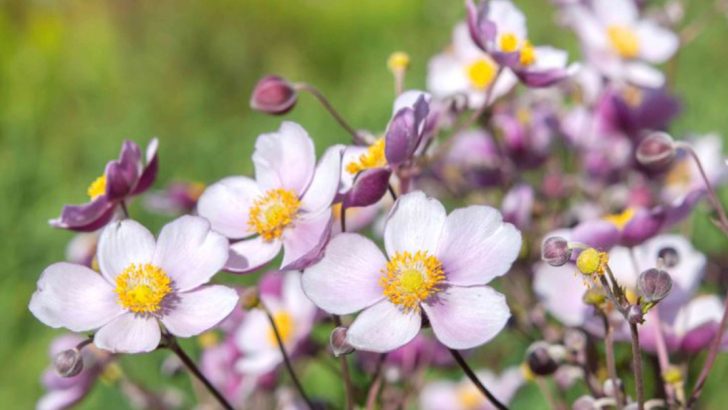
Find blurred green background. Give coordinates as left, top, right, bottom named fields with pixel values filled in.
left=2, top=0, right=728, bottom=408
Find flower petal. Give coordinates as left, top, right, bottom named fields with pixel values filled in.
left=49, top=198, right=116, bottom=232
left=236, top=350, right=282, bottom=376
left=253, top=121, right=315, bottom=195
left=152, top=215, right=229, bottom=291
left=437, top=205, right=521, bottom=286
left=346, top=300, right=421, bottom=353
left=300, top=145, right=344, bottom=213
left=423, top=286, right=510, bottom=349
left=94, top=313, right=161, bottom=354
left=132, top=138, right=159, bottom=195
left=280, top=209, right=333, bottom=271
left=636, top=21, right=678, bottom=64
left=29, top=263, right=123, bottom=332
left=162, top=285, right=239, bottom=337
left=302, top=233, right=386, bottom=315
left=197, top=176, right=261, bottom=239
left=97, top=219, right=156, bottom=283
left=226, top=236, right=282, bottom=273
left=384, top=191, right=447, bottom=257
left=533, top=263, right=590, bottom=327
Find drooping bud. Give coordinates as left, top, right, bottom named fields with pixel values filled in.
left=330, top=327, right=354, bottom=357
left=636, top=132, right=676, bottom=170
left=541, top=237, right=571, bottom=267
left=628, top=305, right=644, bottom=324
left=240, top=287, right=260, bottom=310
left=54, top=348, right=84, bottom=377
left=525, top=342, right=562, bottom=376
left=576, top=248, right=607, bottom=276
left=637, top=268, right=673, bottom=304
left=250, top=75, right=298, bottom=115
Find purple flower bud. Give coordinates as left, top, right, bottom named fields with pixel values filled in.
left=342, top=168, right=391, bottom=208
left=385, top=95, right=429, bottom=165
left=637, top=268, right=673, bottom=303
left=542, top=237, right=571, bottom=267
left=250, top=75, right=298, bottom=115
left=54, top=348, right=83, bottom=377
left=636, top=132, right=676, bottom=170
left=628, top=305, right=644, bottom=324
left=330, top=327, right=354, bottom=357
left=526, top=342, right=562, bottom=376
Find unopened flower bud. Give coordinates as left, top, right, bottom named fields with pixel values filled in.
left=628, top=305, right=644, bottom=324
left=663, top=366, right=683, bottom=385
left=54, top=348, right=83, bottom=377
left=240, top=287, right=260, bottom=310
left=330, top=327, right=354, bottom=357
left=583, top=287, right=607, bottom=306
left=576, top=248, right=607, bottom=276
left=657, top=246, right=679, bottom=268
left=637, top=268, right=672, bottom=304
left=542, top=237, right=571, bottom=267
left=636, top=132, right=676, bottom=170
left=250, top=75, right=298, bottom=115
left=387, top=51, right=410, bottom=73
left=526, top=342, right=561, bottom=376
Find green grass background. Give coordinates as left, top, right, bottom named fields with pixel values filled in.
left=2, top=0, right=728, bottom=408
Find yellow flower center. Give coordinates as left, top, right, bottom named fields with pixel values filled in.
left=622, top=86, right=644, bottom=107
left=576, top=248, right=608, bottom=276
left=499, top=32, right=520, bottom=53
left=267, top=311, right=295, bottom=347
left=380, top=251, right=445, bottom=312
left=665, top=159, right=692, bottom=189
left=456, top=384, right=484, bottom=409
left=519, top=41, right=536, bottom=66
left=345, top=138, right=387, bottom=175
left=248, top=188, right=301, bottom=241
left=387, top=51, right=411, bottom=73
left=603, top=207, right=635, bottom=230
left=466, top=58, right=498, bottom=89
left=197, top=331, right=219, bottom=349
left=607, top=25, right=640, bottom=59
left=114, top=263, right=172, bottom=314
left=86, top=175, right=107, bottom=200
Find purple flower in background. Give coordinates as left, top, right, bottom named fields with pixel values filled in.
left=143, top=181, right=206, bottom=216
left=662, top=134, right=727, bottom=203
left=501, top=183, right=534, bottom=230
left=436, top=129, right=505, bottom=192
left=358, top=335, right=452, bottom=381
left=50, top=139, right=159, bottom=232
left=65, top=233, right=99, bottom=269
left=419, top=366, right=524, bottom=410
left=198, top=122, right=344, bottom=273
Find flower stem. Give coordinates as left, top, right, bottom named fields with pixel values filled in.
left=262, top=303, right=315, bottom=410
left=165, top=335, right=234, bottom=410
left=295, top=83, right=362, bottom=144
left=600, top=312, right=623, bottom=409
left=652, top=308, right=677, bottom=406
left=332, top=315, right=355, bottom=410
left=628, top=322, right=645, bottom=410
left=365, top=353, right=387, bottom=410
left=120, top=201, right=130, bottom=219
left=675, top=142, right=728, bottom=233
left=687, top=287, right=728, bottom=406
left=449, top=348, right=508, bottom=410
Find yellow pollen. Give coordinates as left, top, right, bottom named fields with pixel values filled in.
left=521, top=362, right=536, bottom=381
left=499, top=32, right=520, bottom=53
left=603, top=207, right=635, bottom=231
left=198, top=331, right=219, bottom=349
left=466, top=58, right=497, bottom=89
left=86, top=175, right=107, bottom=200
left=115, top=263, right=172, bottom=314
left=519, top=41, right=536, bottom=66
left=622, top=86, right=643, bottom=107
left=607, top=25, right=639, bottom=59
left=345, top=138, right=387, bottom=175
left=267, top=311, right=295, bottom=347
left=576, top=248, right=608, bottom=276
left=100, top=362, right=123, bottom=384
left=380, top=251, right=445, bottom=312
left=456, top=384, right=484, bottom=409
left=186, top=182, right=206, bottom=201
left=387, top=51, right=411, bottom=72
left=248, top=188, right=301, bottom=241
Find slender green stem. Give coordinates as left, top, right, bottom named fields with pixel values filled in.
left=600, top=312, right=623, bottom=409
left=365, top=353, right=387, bottom=410
left=449, top=348, right=508, bottom=410
left=628, top=323, right=645, bottom=410
left=332, top=315, right=354, bottom=410
left=295, top=83, right=362, bottom=144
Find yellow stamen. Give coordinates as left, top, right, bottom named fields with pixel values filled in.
left=267, top=311, right=295, bottom=347
left=198, top=331, right=219, bottom=349
left=607, top=25, right=639, bottom=59
left=387, top=51, right=411, bottom=73
left=345, top=138, right=387, bottom=175
left=622, top=86, right=643, bottom=107
left=603, top=207, right=635, bottom=231
left=115, top=263, right=172, bottom=314
left=466, top=58, right=498, bottom=89
left=186, top=182, right=206, bottom=201
left=499, top=32, right=519, bottom=53
left=576, top=248, right=608, bottom=276
left=86, top=175, right=107, bottom=200
left=519, top=41, right=536, bottom=66
left=380, top=251, right=445, bottom=312
left=248, top=188, right=301, bottom=241
left=456, top=384, right=484, bottom=409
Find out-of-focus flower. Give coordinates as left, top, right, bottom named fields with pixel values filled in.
left=201, top=335, right=254, bottom=405
left=143, top=181, right=206, bottom=216
left=636, top=132, right=676, bottom=170
left=65, top=233, right=99, bottom=269
left=493, top=103, right=556, bottom=169
left=50, top=139, right=159, bottom=232
left=419, top=366, right=524, bottom=410
left=250, top=75, right=298, bottom=115
left=30, top=216, right=239, bottom=353
left=303, top=191, right=520, bottom=352
left=501, top=183, right=534, bottom=229
left=436, top=129, right=505, bottom=193
left=601, top=85, right=681, bottom=138
left=358, top=335, right=452, bottom=382
left=662, top=134, right=727, bottom=203
left=235, top=271, right=316, bottom=375
left=198, top=122, right=344, bottom=273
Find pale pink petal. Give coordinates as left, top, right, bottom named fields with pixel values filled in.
left=152, top=216, right=229, bottom=291
left=533, top=263, right=589, bottom=327
left=235, top=309, right=273, bottom=354
left=593, top=0, right=637, bottom=25
left=94, top=313, right=161, bottom=353
left=29, top=263, right=123, bottom=332
left=384, top=191, right=447, bottom=257
left=419, top=381, right=459, bottom=410
left=280, top=209, right=332, bottom=271
left=423, top=286, right=510, bottom=349
left=225, top=236, right=282, bottom=273
left=437, top=206, right=521, bottom=286
left=302, top=233, right=386, bottom=315
left=300, top=145, right=344, bottom=213
left=635, top=21, right=679, bottom=64
left=235, top=350, right=282, bottom=376
left=161, top=285, right=239, bottom=337
left=253, top=121, right=315, bottom=195
left=37, top=386, right=87, bottom=410
left=282, top=271, right=317, bottom=329
left=97, top=219, right=156, bottom=283
left=346, top=300, right=421, bottom=352
left=427, top=53, right=470, bottom=100
left=197, top=176, right=261, bottom=239
left=624, top=61, right=665, bottom=88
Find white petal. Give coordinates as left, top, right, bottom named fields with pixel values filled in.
left=281, top=271, right=317, bottom=326
left=423, top=286, right=510, bottom=350
left=624, top=61, right=665, bottom=88
left=384, top=191, right=447, bottom=257
left=346, top=300, right=421, bottom=353
left=300, top=145, right=344, bottom=213
left=161, top=285, right=239, bottom=337
left=152, top=215, right=229, bottom=291
left=197, top=176, right=261, bottom=239
left=235, top=350, right=282, bottom=376
left=235, top=309, right=274, bottom=354
left=280, top=209, right=332, bottom=271
left=97, top=219, right=156, bottom=283
left=94, top=313, right=161, bottom=354
left=489, top=0, right=528, bottom=40
left=253, top=121, right=315, bottom=195
left=533, top=263, right=589, bottom=327
left=673, top=295, right=724, bottom=336
left=593, top=0, right=638, bottom=25
left=427, top=53, right=470, bottom=99
left=302, top=233, right=386, bottom=315
left=636, top=21, right=679, bottom=63
left=29, top=263, right=123, bottom=332
left=226, top=236, right=282, bottom=273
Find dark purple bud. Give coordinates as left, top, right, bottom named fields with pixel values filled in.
left=637, top=268, right=672, bottom=303
left=343, top=168, right=391, bottom=208
left=526, top=342, right=562, bottom=376
left=385, top=95, right=429, bottom=165
left=250, top=75, right=298, bottom=115
left=541, top=237, right=571, bottom=267
left=620, top=208, right=665, bottom=247
left=636, top=132, right=676, bottom=170
left=330, top=327, right=354, bottom=357
left=465, top=0, right=496, bottom=51
left=54, top=348, right=83, bottom=377
left=628, top=305, right=644, bottom=324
